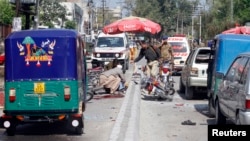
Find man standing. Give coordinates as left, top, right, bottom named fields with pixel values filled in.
left=133, top=40, right=161, bottom=78
left=157, top=35, right=174, bottom=69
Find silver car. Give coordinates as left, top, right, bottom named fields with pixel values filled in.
left=216, top=52, right=250, bottom=125
left=179, top=47, right=211, bottom=100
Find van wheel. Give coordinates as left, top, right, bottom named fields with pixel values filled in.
left=185, top=86, right=193, bottom=100
left=208, top=96, right=215, bottom=117
left=126, top=58, right=129, bottom=70
left=236, top=113, right=241, bottom=125
left=215, top=100, right=226, bottom=125
left=179, top=77, right=185, bottom=93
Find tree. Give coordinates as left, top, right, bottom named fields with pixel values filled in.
left=132, top=0, right=194, bottom=36
left=64, top=20, right=76, bottom=29
left=0, top=0, right=15, bottom=25
left=39, top=0, right=66, bottom=27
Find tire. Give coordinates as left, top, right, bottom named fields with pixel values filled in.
left=126, top=58, right=129, bottom=70
left=236, top=113, right=241, bottom=125
left=104, top=88, right=111, bottom=93
left=208, top=96, right=215, bottom=117
left=67, top=117, right=84, bottom=135
left=86, top=91, right=94, bottom=102
left=179, top=77, right=185, bottom=93
left=6, top=128, right=16, bottom=136
left=74, top=127, right=83, bottom=135
left=215, top=100, right=226, bottom=125
left=168, top=87, right=175, bottom=95
left=185, top=86, right=194, bottom=100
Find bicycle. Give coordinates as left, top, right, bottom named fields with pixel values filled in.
left=86, top=66, right=104, bottom=101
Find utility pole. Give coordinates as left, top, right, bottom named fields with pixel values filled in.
left=15, top=0, right=20, bottom=17
left=34, top=0, right=39, bottom=29
left=102, top=0, right=106, bottom=27
left=230, top=0, right=233, bottom=23
left=191, top=5, right=203, bottom=44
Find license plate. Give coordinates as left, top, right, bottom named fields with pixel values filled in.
left=34, top=82, right=45, bottom=94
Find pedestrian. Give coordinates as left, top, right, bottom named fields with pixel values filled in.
left=132, top=39, right=161, bottom=78
left=104, top=58, right=119, bottom=71
left=98, top=58, right=126, bottom=94
left=156, top=35, right=175, bottom=69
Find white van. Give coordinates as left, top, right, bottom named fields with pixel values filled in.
left=168, top=35, right=191, bottom=72
left=91, top=32, right=130, bottom=73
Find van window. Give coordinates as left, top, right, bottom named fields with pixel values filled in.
left=97, top=37, right=124, bottom=47
left=170, top=42, right=187, bottom=52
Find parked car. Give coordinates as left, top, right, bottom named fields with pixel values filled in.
left=216, top=52, right=250, bottom=125
left=179, top=47, right=211, bottom=100
left=0, top=53, right=5, bottom=65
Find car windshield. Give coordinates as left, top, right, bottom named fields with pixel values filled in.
left=169, top=42, right=187, bottom=53
left=195, top=50, right=210, bottom=64
left=97, top=37, right=124, bottom=47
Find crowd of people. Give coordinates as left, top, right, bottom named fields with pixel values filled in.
left=90, top=35, right=176, bottom=95
left=132, top=35, right=175, bottom=78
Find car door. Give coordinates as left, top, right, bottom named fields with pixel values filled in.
left=219, top=57, right=247, bottom=118
left=227, top=57, right=248, bottom=119
left=181, top=50, right=195, bottom=85
left=234, top=57, right=250, bottom=120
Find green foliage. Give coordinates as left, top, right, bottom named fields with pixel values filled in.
left=64, top=20, right=76, bottom=29
left=0, top=0, right=15, bottom=25
left=133, top=0, right=194, bottom=36
left=44, top=22, right=54, bottom=28
left=39, top=0, right=66, bottom=26
left=132, top=0, right=250, bottom=41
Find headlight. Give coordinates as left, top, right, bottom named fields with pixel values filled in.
left=115, top=53, right=120, bottom=58
left=96, top=53, right=100, bottom=57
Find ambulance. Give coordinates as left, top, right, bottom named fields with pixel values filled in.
left=167, top=35, right=191, bottom=72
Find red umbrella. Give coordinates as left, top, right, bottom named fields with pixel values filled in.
left=222, top=26, right=250, bottom=34
left=102, top=16, right=161, bottom=35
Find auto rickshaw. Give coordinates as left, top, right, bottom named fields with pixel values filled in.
left=0, top=29, right=87, bottom=136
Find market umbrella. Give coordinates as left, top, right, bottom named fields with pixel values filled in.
left=222, top=26, right=250, bottom=34
left=102, top=16, right=161, bottom=35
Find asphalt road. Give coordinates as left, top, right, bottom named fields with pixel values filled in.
left=0, top=60, right=214, bottom=141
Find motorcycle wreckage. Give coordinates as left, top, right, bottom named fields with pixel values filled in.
left=134, top=64, right=175, bottom=101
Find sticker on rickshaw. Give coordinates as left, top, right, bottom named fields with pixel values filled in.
left=16, top=36, right=56, bottom=67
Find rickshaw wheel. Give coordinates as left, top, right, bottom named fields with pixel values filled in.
left=86, top=91, right=94, bottom=102
left=6, top=128, right=16, bottom=136
left=74, top=127, right=83, bottom=135
left=104, top=88, right=110, bottom=93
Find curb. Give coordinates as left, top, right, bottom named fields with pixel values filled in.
left=109, top=74, right=141, bottom=141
